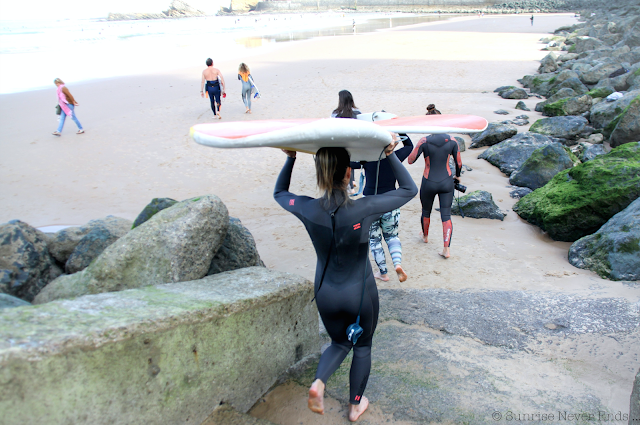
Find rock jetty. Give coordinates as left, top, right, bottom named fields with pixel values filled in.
left=108, top=0, right=205, bottom=21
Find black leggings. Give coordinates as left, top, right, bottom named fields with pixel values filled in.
left=420, top=177, right=454, bottom=246
left=206, top=82, right=221, bottom=115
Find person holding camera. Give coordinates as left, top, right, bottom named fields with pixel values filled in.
left=274, top=140, right=417, bottom=421
left=408, top=133, right=462, bottom=259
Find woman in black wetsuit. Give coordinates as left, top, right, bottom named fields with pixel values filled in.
left=408, top=134, right=462, bottom=258
left=274, top=141, right=417, bottom=421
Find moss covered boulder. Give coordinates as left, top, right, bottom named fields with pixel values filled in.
left=568, top=198, right=640, bottom=281
left=609, top=95, right=640, bottom=147
left=478, top=132, right=558, bottom=176
left=509, top=143, right=575, bottom=190
left=513, top=142, right=640, bottom=241
left=529, top=116, right=590, bottom=142
left=590, top=89, right=640, bottom=130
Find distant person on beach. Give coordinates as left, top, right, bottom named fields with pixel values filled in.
left=52, top=78, right=84, bottom=136
left=238, top=63, right=253, bottom=114
left=530, top=15, right=534, bottom=25
left=426, top=104, right=441, bottom=115
left=350, top=134, right=413, bottom=283
left=200, top=58, right=226, bottom=119
left=331, top=90, right=361, bottom=194
left=274, top=140, right=417, bottom=422
left=408, top=134, right=462, bottom=259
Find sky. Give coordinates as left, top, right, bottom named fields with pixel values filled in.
left=0, top=0, right=229, bottom=20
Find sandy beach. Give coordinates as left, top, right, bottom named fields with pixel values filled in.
left=1, top=13, right=638, bottom=423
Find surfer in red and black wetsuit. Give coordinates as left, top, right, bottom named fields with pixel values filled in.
left=408, top=134, right=462, bottom=259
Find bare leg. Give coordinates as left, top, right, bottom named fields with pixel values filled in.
left=348, top=396, right=369, bottom=422
left=373, top=272, right=389, bottom=282
left=308, top=379, right=325, bottom=414
left=395, top=265, right=407, bottom=282
left=419, top=231, right=428, bottom=243
left=439, top=246, right=451, bottom=258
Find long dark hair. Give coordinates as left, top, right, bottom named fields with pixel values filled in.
left=332, top=90, right=358, bottom=118
left=315, top=147, right=351, bottom=203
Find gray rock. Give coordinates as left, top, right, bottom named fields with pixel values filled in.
left=554, top=76, right=590, bottom=95
left=65, top=217, right=133, bottom=274
left=494, top=85, right=515, bottom=93
left=500, top=88, right=528, bottom=99
left=564, top=94, right=593, bottom=116
left=453, top=136, right=466, bottom=152
left=516, top=115, right=529, bottom=120
left=529, top=116, right=590, bottom=141
left=493, top=109, right=510, bottom=115
left=610, top=95, right=640, bottom=147
left=581, top=144, right=607, bottom=162
left=509, top=143, right=575, bottom=190
left=574, top=36, right=608, bottom=54
left=515, top=101, right=530, bottom=111
left=512, top=118, right=530, bottom=126
left=469, top=123, right=517, bottom=149
left=0, top=220, right=61, bottom=302
left=478, top=132, right=558, bottom=175
left=558, top=53, right=579, bottom=62
left=0, top=293, right=31, bottom=309
left=591, top=89, right=640, bottom=130
left=33, top=195, right=229, bottom=304
left=627, top=68, right=640, bottom=90
left=631, top=369, right=640, bottom=424
left=588, top=133, right=605, bottom=144
left=509, top=187, right=533, bottom=199
left=48, top=226, right=90, bottom=264
left=538, top=53, right=558, bottom=73
left=521, top=72, right=557, bottom=97
left=132, top=197, right=178, bottom=228
left=568, top=197, right=640, bottom=281
left=450, top=190, right=505, bottom=220
left=207, top=217, right=265, bottom=276
left=581, top=62, right=626, bottom=85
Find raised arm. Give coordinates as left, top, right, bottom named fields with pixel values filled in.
left=395, top=134, right=414, bottom=162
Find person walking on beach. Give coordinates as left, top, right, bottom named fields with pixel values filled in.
left=530, top=15, right=534, bottom=26
left=331, top=90, right=361, bottom=194
left=238, top=63, right=253, bottom=114
left=426, top=104, right=441, bottom=115
left=408, top=134, right=462, bottom=259
left=52, top=78, right=83, bottom=136
left=274, top=140, right=417, bottom=422
left=200, top=58, right=226, bottom=119
left=350, top=134, right=413, bottom=283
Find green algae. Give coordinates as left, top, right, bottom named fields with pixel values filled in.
left=542, top=98, right=569, bottom=116
left=587, top=87, right=614, bottom=98
left=513, top=143, right=640, bottom=241
left=604, top=95, right=640, bottom=138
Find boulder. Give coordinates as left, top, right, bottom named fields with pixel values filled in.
left=500, top=88, right=528, bottom=99
left=521, top=73, right=557, bottom=97
left=469, top=123, right=517, bottom=149
left=568, top=197, right=640, bottom=281
left=454, top=136, right=466, bottom=152
left=34, top=195, right=229, bottom=304
left=48, top=225, right=90, bottom=264
left=65, top=216, right=132, bottom=274
left=509, top=143, right=575, bottom=190
left=0, top=293, right=31, bottom=309
left=587, top=87, right=615, bottom=99
left=449, top=190, right=505, bottom=221
left=581, top=144, right=607, bottom=162
left=553, top=76, right=590, bottom=95
left=0, top=267, right=319, bottom=425
left=538, top=53, right=558, bottom=74
left=631, top=369, right=640, bottom=424
left=207, top=217, right=264, bottom=276
left=529, top=116, right=591, bottom=141
left=132, top=197, right=178, bottom=228
left=627, top=68, right=640, bottom=90
left=478, top=132, right=558, bottom=176
left=513, top=142, right=640, bottom=241
left=610, top=95, right=640, bottom=147
left=0, top=220, right=62, bottom=302
left=494, top=109, right=510, bottom=115
left=590, top=89, right=640, bottom=130
left=574, top=36, right=608, bottom=54
left=563, top=94, right=593, bottom=116
left=515, top=101, right=530, bottom=111
left=509, top=187, right=533, bottom=199
left=558, top=53, right=579, bottom=62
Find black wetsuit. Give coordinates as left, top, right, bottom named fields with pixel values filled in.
left=408, top=134, right=462, bottom=247
left=205, top=80, right=221, bottom=115
left=274, top=153, right=417, bottom=404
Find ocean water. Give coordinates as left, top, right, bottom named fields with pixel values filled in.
left=0, top=12, right=449, bottom=94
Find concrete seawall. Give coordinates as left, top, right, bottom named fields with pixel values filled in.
left=0, top=267, right=319, bottom=425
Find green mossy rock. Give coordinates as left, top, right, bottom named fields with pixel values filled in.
left=509, top=143, right=575, bottom=190
left=513, top=142, right=640, bottom=242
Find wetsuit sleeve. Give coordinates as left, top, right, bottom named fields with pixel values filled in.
left=395, top=134, right=414, bottom=163
left=274, top=157, right=310, bottom=215
left=407, top=137, right=427, bottom=164
left=360, top=153, right=417, bottom=215
left=452, top=140, right=462, bottom=178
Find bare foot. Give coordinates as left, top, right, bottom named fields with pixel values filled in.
left=439, top=248, right=450, bottom=259
left=308, top=379, right=325, bottom=415
left=348, top=396, right=369, bottom=422
left=373, top=272, right=389, bottom=282
left=395, top=265, right=407, bottom=282
left=419, top=231, right=428, bottom=243
left=217, top=114, right=222, bottom=120
left=247, top=110, right=252, bottom=114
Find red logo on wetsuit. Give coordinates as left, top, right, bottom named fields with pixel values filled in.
left=355, top=395, right=361, bottom=401
left=289, top=199, right=295, bottom=206
left=353, top=223, right=361, bottom=230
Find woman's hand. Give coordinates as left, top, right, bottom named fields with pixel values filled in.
left=384, top=142, right=399, bottom=157
left=282, top=149, right=296, bottom=158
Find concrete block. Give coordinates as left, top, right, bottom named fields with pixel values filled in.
left=0, top=267, right=319, bottom=425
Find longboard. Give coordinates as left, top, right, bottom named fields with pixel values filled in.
left=190, top=114, right=487, bottom=162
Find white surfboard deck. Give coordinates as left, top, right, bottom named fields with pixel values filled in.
left=190, top=114, right=487, bottom=162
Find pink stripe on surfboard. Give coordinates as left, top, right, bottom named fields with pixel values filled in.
left=192, top=119, right=318, bottom=139
left=374, top=114, right=488, bottom=131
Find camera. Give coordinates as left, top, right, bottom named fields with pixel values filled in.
left=454, top=178, right=467, bottom=193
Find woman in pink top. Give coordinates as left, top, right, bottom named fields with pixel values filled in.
left=53, top=78, right=83, bottom=136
